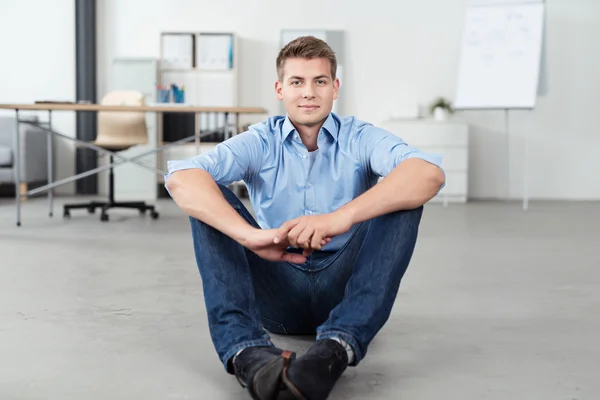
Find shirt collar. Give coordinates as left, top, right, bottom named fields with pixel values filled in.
left=282, top=113, right=339, bottom=142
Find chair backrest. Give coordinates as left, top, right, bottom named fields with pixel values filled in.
left=95, top=90, right=148, bottom=148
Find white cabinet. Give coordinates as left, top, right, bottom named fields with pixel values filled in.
left=380, top=119, right=470, bottom=204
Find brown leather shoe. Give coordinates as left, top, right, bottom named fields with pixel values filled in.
left=233, top=346, right=296, bottom=400
left=281, top=339, right=349, bottom=400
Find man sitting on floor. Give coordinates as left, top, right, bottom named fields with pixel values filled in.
left=165, top=36, right=445, bottom=400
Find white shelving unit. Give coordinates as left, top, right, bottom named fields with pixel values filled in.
left=158, top=32, right=238, bottom=132
left=157, top=31, right=239, bottom=182
left=381, top=119, right=470, bottom=205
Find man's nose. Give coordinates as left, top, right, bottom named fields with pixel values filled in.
left=303, top=83, right=316, bottom=98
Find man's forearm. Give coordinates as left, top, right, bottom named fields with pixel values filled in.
left=336, top=158, right=445, bottom=225
left=166, top=169, right=255, bottom=244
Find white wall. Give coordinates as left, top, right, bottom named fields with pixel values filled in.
left=2, top=0, right=599, bottom=200
left=98, top=0, right=600, bottom=201
left=0, top=0, right=76, bottom=195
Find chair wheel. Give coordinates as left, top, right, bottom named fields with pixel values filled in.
left=139, top=208, right=147, bottom=215
left=100, top=213, right=109, bottom=222
left=63, top=210, right=70, bottom=218
left=88, top=207, right=96, bottom=214
left=151, top=211, right=159, bottom=220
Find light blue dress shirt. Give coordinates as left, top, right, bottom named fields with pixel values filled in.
left=165, top=113, right=444, bottom=251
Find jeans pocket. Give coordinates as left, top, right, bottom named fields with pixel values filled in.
left=261, top=316, right=289, bottom=335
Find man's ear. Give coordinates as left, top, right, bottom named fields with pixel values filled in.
left=275, top=80, right=284, bottom=101
left=333, top=77, right=340, bottom=101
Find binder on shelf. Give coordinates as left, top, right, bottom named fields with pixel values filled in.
left=196, top=33, right=233, bottom=70
left=160, top=33, right=195, bottom=70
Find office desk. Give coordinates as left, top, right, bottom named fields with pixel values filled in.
left=0, top=103, right=268, bottom=226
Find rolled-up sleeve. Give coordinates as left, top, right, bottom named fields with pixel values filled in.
left=359, top=125, right=445, bottom=180
left=164, top=130, right=266, bottom=191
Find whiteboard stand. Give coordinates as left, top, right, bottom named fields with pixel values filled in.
left=504, top=108, right=529, bottom=211
left=522, top=112, right=530, bottom=211
left=454, top=0, right=545, bottom=211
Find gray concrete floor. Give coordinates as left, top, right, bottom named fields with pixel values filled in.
left=0, top=196, right=599, bottom=400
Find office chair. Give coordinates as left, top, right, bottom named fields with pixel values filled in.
left=63, top=90, right=159, bottom=222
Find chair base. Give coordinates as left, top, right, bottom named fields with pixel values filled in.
left=63, top=200, right=159, bottom=222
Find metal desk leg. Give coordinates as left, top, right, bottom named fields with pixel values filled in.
left=14, top=110, right=21, bottom=227
left=47, top=111, right=54, bottom=217
left=233, top=112, right=239, bottom=135
left=224, top=112, right=230, bottom=139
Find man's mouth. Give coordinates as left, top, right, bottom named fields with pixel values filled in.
left=299, top=105, right=319, bottom=109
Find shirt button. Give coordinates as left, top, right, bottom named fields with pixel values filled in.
left=307, top=210, right=312, bottom=215
left=307, top=183, right=312, bottom=188
left=302, top=154, right=307, bottom=159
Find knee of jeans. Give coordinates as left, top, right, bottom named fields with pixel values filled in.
left=188, top=215, right=208, bottom=232
left=395, top=205, right=424, bottom=221
left=216, top=184, right=236, bottom=200
left=373, top=206, right=423, bottom=233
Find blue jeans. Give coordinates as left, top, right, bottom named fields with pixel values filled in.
left=189, top=185, right=423, bottom=373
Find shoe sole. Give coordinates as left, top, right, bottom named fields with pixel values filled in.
left=249, top=350, right=297, bottom=400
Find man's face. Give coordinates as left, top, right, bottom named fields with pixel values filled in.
left=275, top=57, right=339, bottom=127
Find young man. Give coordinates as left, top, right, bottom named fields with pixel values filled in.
left=165, top=36, right=445, bottom=400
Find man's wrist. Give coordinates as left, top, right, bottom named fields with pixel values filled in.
left=334, top=204, right=358, bottom=226
left=232, top=224, right=258, bottom=246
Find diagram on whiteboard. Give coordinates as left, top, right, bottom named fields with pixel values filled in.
left=454, top=2, right=545, bottom=109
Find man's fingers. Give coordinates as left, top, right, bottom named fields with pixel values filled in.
left=311, top=231, right=325, bottom=250
left=282, top=252, right=307, bottom=264
left=296, top=227, right=315, bottom=249
left=273, top=219, right=298, bottom=244
left=287, top=221, right=307, bottom=248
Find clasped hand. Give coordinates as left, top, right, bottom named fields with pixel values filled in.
left=242, top=212, right=352, bottom=263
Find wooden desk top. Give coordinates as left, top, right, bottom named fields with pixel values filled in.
left=0, top=103, right=268, bottom=114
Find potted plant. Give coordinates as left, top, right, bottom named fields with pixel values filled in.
left=429, top=97, right=454, bottom=121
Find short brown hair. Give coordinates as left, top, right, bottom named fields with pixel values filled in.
left=276, top=36, right=337, bottom=81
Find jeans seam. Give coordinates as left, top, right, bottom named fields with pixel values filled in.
left=310, top=272, right=317, bottom=331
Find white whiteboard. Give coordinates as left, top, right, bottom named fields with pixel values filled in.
left=454, top=1, right=545, bottom=109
